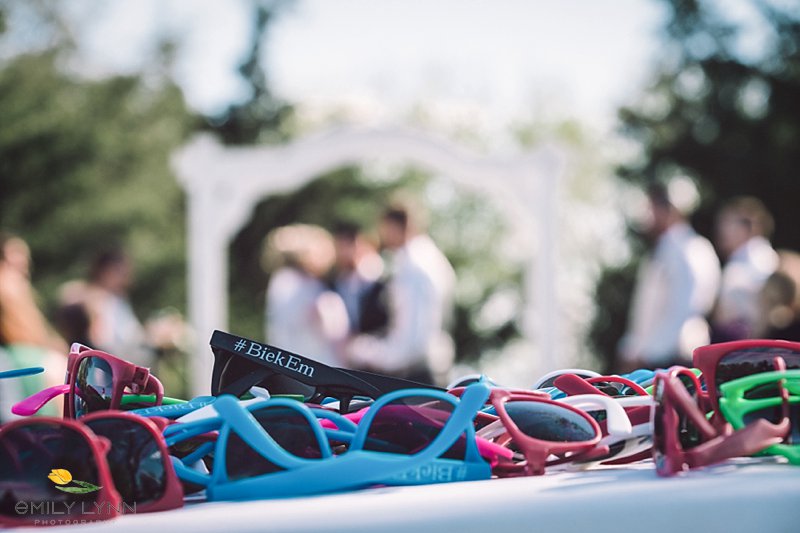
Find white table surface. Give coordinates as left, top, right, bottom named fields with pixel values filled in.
left=21, top=458, right=800, bottom=533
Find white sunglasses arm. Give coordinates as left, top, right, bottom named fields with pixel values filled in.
left=557, top=394, right=633, bottom=437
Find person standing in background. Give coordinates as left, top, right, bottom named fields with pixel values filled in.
left=618, top=178, right=721, bottom=371
left=0, top=232, right=67, bottom=421
left=264, top=224, right=349, bottom=366
left=346, top=203, right=456, bottom=384
left=711, top=196, right=778, bottom=342
left=329, top=222, right=385, bottom=336
left=754, top=250, right=800, bottom=341
left=81, top=249, right=153, bottom=367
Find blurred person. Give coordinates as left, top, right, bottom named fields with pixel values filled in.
left=0, top=232, right=66, bottom=421
left=618, top=178, right=721, bottom=372
left=329, top=222, right=385, bottom=335
left=753, top=250, right=800, bottom=341
left=0, top=233, right=66, bottom=353
left=79, top=249, right=153, bottom=367
left=264, top=224, right=349, bottom=366
left=711, top=196, right=778, bottom=341
left=346, top=203, right=456, bottom=384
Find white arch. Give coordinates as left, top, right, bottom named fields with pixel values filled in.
left=172, top=126, right=565, bottom=395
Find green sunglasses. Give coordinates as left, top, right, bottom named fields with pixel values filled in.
left=719, top=369, right=800, bottom=464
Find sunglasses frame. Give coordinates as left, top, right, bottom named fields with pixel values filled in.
left=652, top=366, right=789, bottom=476
left=164, top=384, right=492, bottom=500
left=64, top=344, right=164, bottom=419
left=0, top=417, right=121, bottom=527
left=210, top=330, right=441, bottom=413
left=452, top=387, right=603, bottom=475
left=693, top=339, right=800, bottom=426
left=531, top=368, right=602, bottom=391
left=719, top=369, right=800, bottom=464
left=79, top=411, right=184, bottom=513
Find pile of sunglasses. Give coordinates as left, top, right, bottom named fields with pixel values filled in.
left=1, top=334, right=799, bottom=527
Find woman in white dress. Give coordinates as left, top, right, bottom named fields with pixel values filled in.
left=263, top=224, right=348, bottom=366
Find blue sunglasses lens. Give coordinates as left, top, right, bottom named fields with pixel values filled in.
left=226, top=406, right=322, bottom=481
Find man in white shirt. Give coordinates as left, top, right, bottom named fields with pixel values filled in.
left=329, top=222, right=385, bottom=335
left=346, top=205, right=455, bottom=384
left=619, top=178, right=721, bottom=371
left=712, top=196, right=778, bottom=341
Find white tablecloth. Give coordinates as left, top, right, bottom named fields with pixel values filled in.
left=22, top=460, right=800, bottom=533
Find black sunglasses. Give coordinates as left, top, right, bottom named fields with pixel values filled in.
left=209, top=330, right=442, bottom=413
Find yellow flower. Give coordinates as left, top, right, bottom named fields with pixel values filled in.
left=48, top=469, right=73, bottom=485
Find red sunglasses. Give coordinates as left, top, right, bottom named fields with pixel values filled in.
left=451, top=387, right=603, bottom=475
left=694, top=339, right=800, bottom=427
left=0, top=411, right=183, bottom=526
left=652, top=366, right=789, bottom=476
left=552, top=373, right=651, bottom=427
left=13, top=343, right=164, bottom=418
left=551, top=373, right=654, bottom=465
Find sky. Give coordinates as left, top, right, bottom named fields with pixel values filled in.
left=56, top=0, right=669, bottom=134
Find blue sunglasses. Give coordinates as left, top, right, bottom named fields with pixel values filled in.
left=163, top=383, right=492, bottom=500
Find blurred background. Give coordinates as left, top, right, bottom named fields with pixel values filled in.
left=1, top=0, right=798, bottom=398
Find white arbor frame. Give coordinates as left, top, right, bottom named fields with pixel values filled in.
left=172, top=127, right=564, bottom=395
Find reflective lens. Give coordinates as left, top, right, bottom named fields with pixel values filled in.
left=0, top=423, right=101, bottom=520
left=504, top=401, right=595, bottom=442
left=716, top=348, right=800, bottom=393
left=363, top=396, right=458, bottom=457
left=225, top=406, right=322, bottom=481
left=74, top=357, right=114, bottom=417
left=83, top=418, right=165, bottom=505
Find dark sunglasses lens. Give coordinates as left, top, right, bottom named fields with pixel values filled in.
left=591, top=381, right=638, bottom=397
left=0, top=423, right=102, bottom=520
left=83, top=418, right=166, bottom=505
left=226, top=405, right=322, bottom=481
left=674, top=375, right=702, bottom=449
left=364, top=396, right=457, bottom=456
left=742, top=381, right=800, bottom=444
left=716, top=348, right=800, bottom=393
left=744, top=404, right=800, bottom=443
left=74, top=356, right=114, bottom=417
left=677, top=373, right=697, bottom=396
left=505, top=401, right=596, bottom=442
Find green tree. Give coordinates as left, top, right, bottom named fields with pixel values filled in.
left=0, top=50, right=195, bottom=315
left=590, top=0, right=800, bottom=370
left=204, top=1, right=294, bottom=145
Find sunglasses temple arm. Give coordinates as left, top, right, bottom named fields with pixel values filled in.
left=11, top=384, right=71, bottom=416
left=552, top=374, right=611, bottom=397
left=687, top=417, right=790, bottom=469
left=144, top=375, right=165, bottom=402
left=668, top=380, right=718, bottom=441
